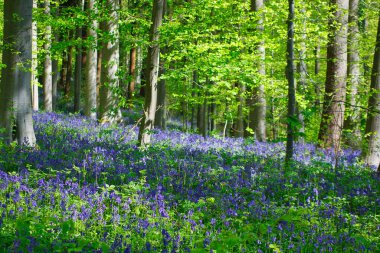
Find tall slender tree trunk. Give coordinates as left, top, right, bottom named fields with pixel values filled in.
left=155, top=63, right=167, bottom=129
left=31, top=0, right=38, bottom=111
left=202, top=92, right=208, bottom=138
left=250, top=0, right=266, bottom=142
left=128, top=47, right=137, bottom=99
left=318, top=0, right=349, bottom=150
left=285, top=0, right=296, bottom=163
left=191, top=70, right=197, bottom=130
left=344, top=0, right=361, bottom=142
left=364, top=13, right=380, bottom=168
left=98, top=0, right=121, bottom=122
left=52, top=58, right=58, bottom=110
left=136, top=46, right=143, bottom=91
left=66, top=43, right=74, bottom=97
left=237, top=82, right=245, bottom=138
left=138, top=0, right=164, bottom=146
left=155, top=0, right=168, bottom=130
left=43, top=0, right=53, bottom=112
left=60, top=50, right=68, bottom=97
left=314, top=43, right=321, bottom=108
left=84, top=0, right=98, bottom=119
left=0, top=0, right=36, bottom=147
left=74, top=0, right=84, bottom=113
left=297, top=6, right=307, bottom=142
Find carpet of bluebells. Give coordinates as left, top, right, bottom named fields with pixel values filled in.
left=0, top=112, right=379, bottom=252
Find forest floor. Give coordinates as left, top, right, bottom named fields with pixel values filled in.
left=0, top=112, right=379, bottom=252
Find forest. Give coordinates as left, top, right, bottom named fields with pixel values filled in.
left=0, top=0, right=379, bottom=252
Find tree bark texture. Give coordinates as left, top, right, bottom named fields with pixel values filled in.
left=43, top=0, right=53, bottom=112
left=128, top=47, right=136, bottom=99
left=250, top=0, right=266, bottom=142
left=138, top=0, right=164, bottom=146
left=318, top=0, right=349, bottom=150
left=84, top=0, right=98, bottom=119
left=98, top=0, right=121, bottom=123
left=32, top=0, right=39, bottom=111
left=344, top=0, right=361, bottom=141
left=0, top=0, right=36, bottom=146
left=74, top=0, right=84, bottom=113
left=237, top=82, right=245, bottom=138
left=364, top=13, right=380, bottom=168
left=285, top=0, right=296, bottom=163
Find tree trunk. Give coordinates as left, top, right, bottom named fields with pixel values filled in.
left=74, top=0, right=84, bottom=113
left=297, top=6, right=307, bottom=142
left=191, top=70, right=197, bottom=130
left=250, top=0, right=266, bottom=142
left=0, top=0, right=36, bottom=146
left=128, top=47, right=137, bottom=99
left=136, top=46, right=143, bottom=92
left=155, top=62, right=166, bottom=129
left=314, top=43, right=321, bottom=108
left=285, top=0, right=296, bottom=163
left=318, top=0, right=348, bottom=150
left=43, top=0, right=53, bottom=112
left=98, top=0, right=121, bottom=123
left=60, top=50, right=68, bottom=97
left=237, top=82, right=245, bottom=138
left=202, top=93, right=208, bottom=138
left=52, top=58, right=58, bottom=110
left=84, top=0, right=98, bottom=119
left=31, top=0, right=38, bottom=111
left=364, top=13, right=380, bottom=168
left=66, top=43, right=74, bottom=97
left=344, top=0, right=361, bottom=142
left=138, top=0, right=164, bottom=146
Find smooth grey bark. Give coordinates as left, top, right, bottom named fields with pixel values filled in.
left=74, top=0, right=84, bottom=113
left=85, top=0, right=98, bottom=119
left=364, top=13, right=380, bottom=168
left=138, top=0, right=164, bottom=146
left=318, top=0, right=349, bottom=150
left=99, top=0, right=121, bottom=123
left=43, top=0, right=53, bottom=112
left=155, top=0, right=168, bottom=130
left=237, top=82, right=245, bottom=138
left=314, top=43, right=321, bottom=108
left=31, top=0, right=38, bottom=111
left=201, top=91, right=208, bottom=138
left=250, top=0, right=266, bottom=142
left=0, top=0, right=36, bottom=146
left=155, top=64, right=167, bottom=130
left=344, top=0, right=361, bottom=141
left=285, top=0, right=296, bottom=163
left=190, top=71, right=197, bottom=130
left=136, top=46, right=143, bottom=90
left=297, top=6, right=307, bottom=142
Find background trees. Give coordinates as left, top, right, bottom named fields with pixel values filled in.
left=0, top=0, right=36, bottom=146
left=0, top=0, right=380, bottom=166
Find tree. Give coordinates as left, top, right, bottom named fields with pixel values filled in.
left=138, top=0, right=164, bottom=146
left=43, top=0, right=53, bottom=112
left=318, top=0, right=349, bottom=150
left=74, top=0, right=84, bottom=113
left=249, top=0, right=266, bottom=142
left=84, top=0, right=98, bottom=120
left=285, top=0, right=296, bottom=162
left=0, top=0, right=36, bottom=147
left=344, top=0, right=361, bottom=143
left=31, top=0, right=39, bottom=111
left=155, top=0, right=168, bottom=130
left=98, top=0, right=121, bottom=123
left=364, top=12, right=380, bottom=168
